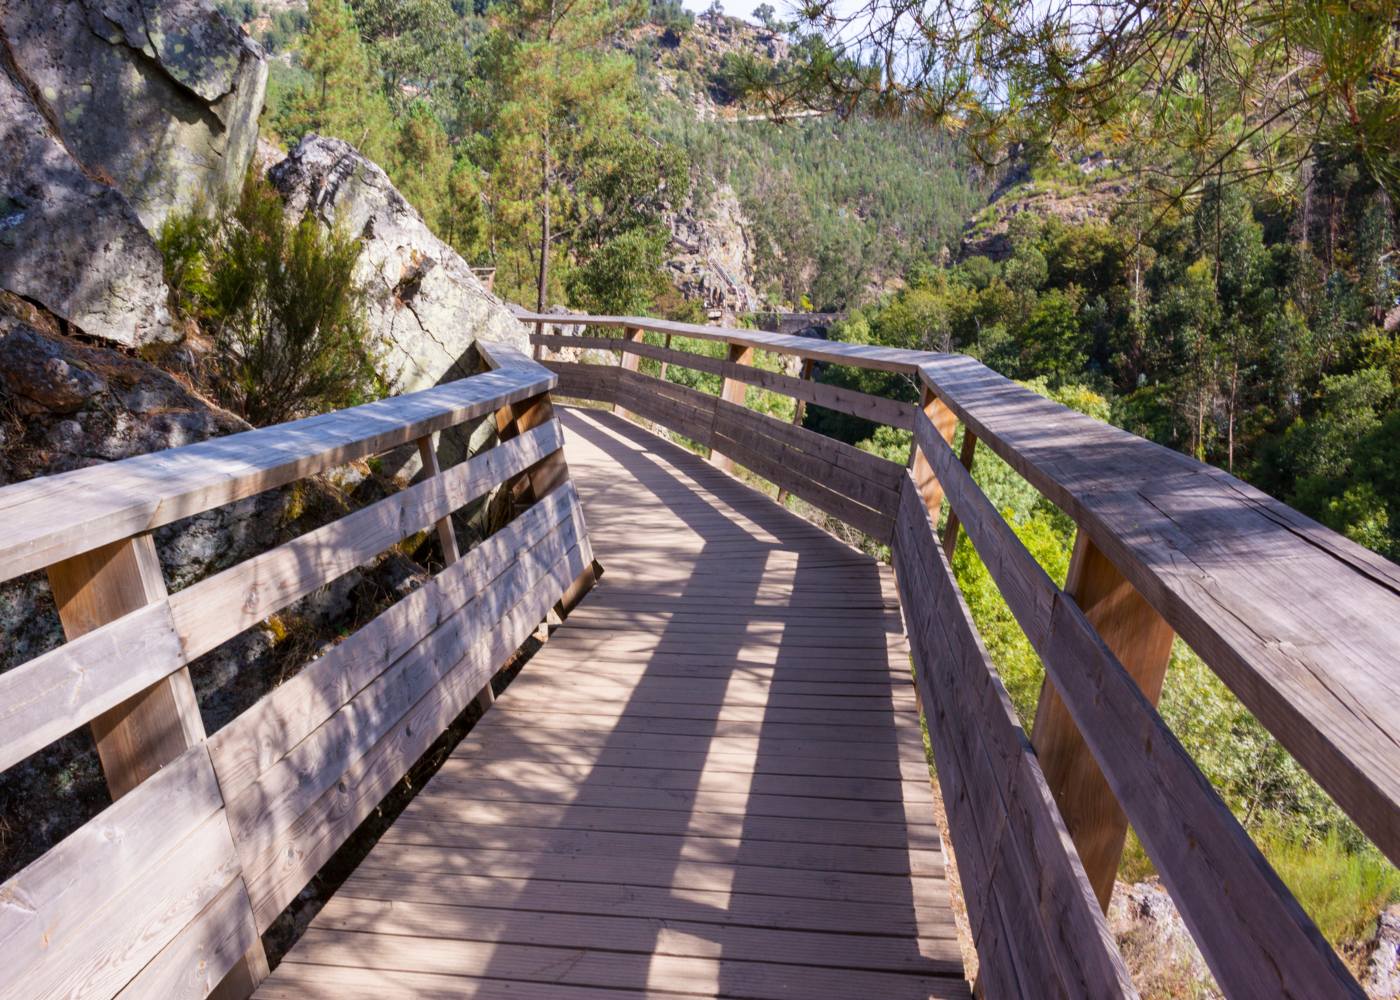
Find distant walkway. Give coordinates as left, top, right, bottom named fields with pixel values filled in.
left=255, top=407, right=969, bottom=999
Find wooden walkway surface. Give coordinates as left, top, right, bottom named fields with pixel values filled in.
left=255, top=407, right=970, bottom=1000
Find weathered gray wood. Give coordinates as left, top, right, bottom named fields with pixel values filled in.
left=241, top=541, right=588, bottom=928
left=115, top=876, right=261, bottom=1000
left=516, top=310, right=930, bottom=374
left=416, top=433, right=462, bottom=564
left=912, top=409, right=1365, bottom=998
left=918, top=356, right=1400, bottom=869
left=225, top=520, right=583, bottom=872
left=533, top=334, right=917, bottom=429
left=169, top=420, right=564, bottom=661
left=0, top=745, right=242, bottom=1000
left=0, top=600, right=181, bottom=773
left=207, top=486, right=581, bottom=798
left=0, top=364, right=556, bottom=583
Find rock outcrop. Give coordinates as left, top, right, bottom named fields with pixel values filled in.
left=269, top=134, right=527, bottom=393
left=0, top=0, right=266, bottom=347
left=667, top=184, right=760, bottom=322
left=1367, top=905, right=1400, bottom=999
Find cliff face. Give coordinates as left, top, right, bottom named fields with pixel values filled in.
left=0, top=0, right=267, bottom=347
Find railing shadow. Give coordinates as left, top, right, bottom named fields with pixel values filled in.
left=440, top=408, right=951, bottom=994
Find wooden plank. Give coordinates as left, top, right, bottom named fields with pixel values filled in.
left=0, top=745, right=242, bottom=1000
left=225, top=519, right=583, bottom=871
left=909, top=386, right=958, bottom=527
left=0, top=600, right=181, bottom=773
left=894, top=482, right=1135, bottom=997
left=1032, top=530, right=1177, bottom=910
left=312, top=894, right=962, bottom=974
left=919, top=355, right=1400, bottom=868
left=517, top=310, right=930, bottom=375
left=709, top=340, right=753, bottom=473
left=257, top=962, right=700, bottom=1000
left=47, top=534, right=204, bottom=798
left=912, top=411, right=1366, bottom=997
left=241, top=542, right=588, bottom=929
left=416, top=433, right=462, bottom=564
left=0, top=363, right=556, bottom=583
left=207, top=487, right=581, bottom=798
left=275, top=929, right=971, bottom=1000
left=116, top=876, right=261, bottom=1000
left=941, top=429, right=977, bottom=555
left=169, top=420, right=563, bottom=662
left=338, top=867, right=953, bottom=937
left=614, top=325, right=644, bottom=419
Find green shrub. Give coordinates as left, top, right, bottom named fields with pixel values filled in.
left=157, top=173, right=384, bottom=426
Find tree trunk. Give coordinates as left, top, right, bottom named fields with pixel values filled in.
left=536, top=125, right=551, bottom=313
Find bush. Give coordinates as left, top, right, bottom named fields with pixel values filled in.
left=157, top=173, right=384, bottom=426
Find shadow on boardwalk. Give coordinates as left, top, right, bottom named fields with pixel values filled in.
left=254, top=407, right=969, bottom=999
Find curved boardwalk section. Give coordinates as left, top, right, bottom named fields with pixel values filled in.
left=256, top=407, right=969, bottom=1000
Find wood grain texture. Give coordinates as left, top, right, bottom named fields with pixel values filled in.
left=918, top=355, right=1400, bottom=869
left=710, top=340, right=754, bottom=473
left=255, top=407, right=967, bottom=1000
left=912, top=409, right=1365, bottom=998
left=0, top=745, right=243, bottom=1000
left=893, top=474, right=1134, bottom=998
left=1032, top=531, right=1176, bottom=910
left=0, top=364, right=555, bottom=583
left=516, top=310, right=930, bottom=374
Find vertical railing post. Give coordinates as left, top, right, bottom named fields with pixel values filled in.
left=1031, top=530, right=1176, bottom=910
left=909, top=386, right=959, bottom=522
left=710, top=340, right=754, bottom=473
left=614, top=325, right=643, bottom=420
left=47, top=534, right=269, bottom=997
left=940, top=430, right=978, bottom=555
left=416, top=432, right=493, bottom=712
left=775, top=357, right=814, bottom=504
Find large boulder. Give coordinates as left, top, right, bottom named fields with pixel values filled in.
left=1, top=0, right=267, bottom=230
left=269, top=134, right=527, bottom=392
left=0, top=0, right=266, bottom=347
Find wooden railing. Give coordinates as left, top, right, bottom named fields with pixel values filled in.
left=519, top=309, right=1400, bottom=999
left=0, top=343, right=595, bottom=1000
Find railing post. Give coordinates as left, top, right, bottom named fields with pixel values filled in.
left=47, top=534, right=269, bottom=997
left=909, top=386, right=958, bottom=522
left=710, top=340, right=754, bottom=473
left=614, top=325, right=643, bottom=420
left=1031, top=530, right=1176, bottom=910
left=775, top=357, right=814, bottom=504
left=941, top=430, right=978, bottom=555
left=494, top=389, right=599, bottom=615
left=415, top=431, right=495, bottom=713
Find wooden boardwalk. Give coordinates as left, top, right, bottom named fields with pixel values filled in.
left=255, top=407, right=969, bottom=1000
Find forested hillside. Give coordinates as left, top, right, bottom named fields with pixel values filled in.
left=222, top=0, right=981, bottom=317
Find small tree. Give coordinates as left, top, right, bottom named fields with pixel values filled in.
left=159, top=173, right=383, bottom=426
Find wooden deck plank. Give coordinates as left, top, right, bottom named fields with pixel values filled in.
left=257, top=407, right=967, bottom=999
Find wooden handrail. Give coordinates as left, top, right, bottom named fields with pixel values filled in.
left=0, top=344, right=552, bottom=584
left=0, top=346, right=594, bottom=1000
left=524, top=309, right=1396, bottom=997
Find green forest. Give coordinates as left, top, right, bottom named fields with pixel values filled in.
left=221, top=0, right=1398, bottom=987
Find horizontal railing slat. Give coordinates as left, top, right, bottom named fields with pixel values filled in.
left=170, top=419, right=565, bottom=661
left=912, top=409, right=1365, bottom=998
left=917, top=355, right=1400, bottom=869
left=893, top=474, right=1135, bottom=998
left=207, top=484, right=582, bottom=800
left=0, top=363, right=555, bottom=584
left=531, top=332, right=917, bottom=428
left=516, top=310, right=928, bottom=373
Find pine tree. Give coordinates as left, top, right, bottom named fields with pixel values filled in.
left=273, top=0, right=397, bottom=166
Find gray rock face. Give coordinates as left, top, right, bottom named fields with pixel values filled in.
left=2, top=0, right=267, bottom=230
left=1367, top=905, right=1400, bottom=999
left=269, top=134, right=528, bottom=393
left=0, top=66, right=173, bottom=347
left=0, top=0, right=266, bottom=346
